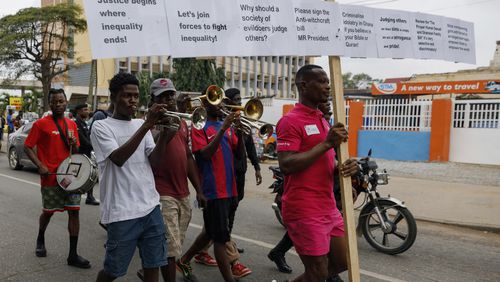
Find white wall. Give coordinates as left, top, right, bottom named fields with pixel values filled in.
left=449, top=128, right=500, bottom=165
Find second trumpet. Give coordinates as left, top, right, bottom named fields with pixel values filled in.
left=158, top=107, right=207, bottom=130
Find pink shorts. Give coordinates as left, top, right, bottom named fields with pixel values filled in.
left=286, top=211, right=345, bottom=256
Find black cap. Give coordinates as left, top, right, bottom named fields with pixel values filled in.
left=225, top=88, right=240, bottom=100
left=74, top=104, right=88, bottom=111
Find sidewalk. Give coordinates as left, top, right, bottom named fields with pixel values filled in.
left=258, top=161, right=500, bottom=232
left=383, top=176, right=500, bottom=231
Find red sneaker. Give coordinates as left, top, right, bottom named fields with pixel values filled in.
left=231, top=262, right=252, bottom=278
left=194, top=252, right=218, bottom=266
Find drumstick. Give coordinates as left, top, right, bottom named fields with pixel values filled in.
left=68, top=129, right=74, bottom=163
left=48, top=172, right=76, bottom=176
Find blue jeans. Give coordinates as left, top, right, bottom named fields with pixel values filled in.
left=103, top=205, right=167, bottom=277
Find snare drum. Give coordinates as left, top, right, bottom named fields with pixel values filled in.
left=56, top=154, right=98, bottom=194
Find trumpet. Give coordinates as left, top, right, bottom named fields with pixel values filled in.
left=238, top=116, right=274, bottom=139
left=158, top=107, right=207, bottom=130
left=221, top=98, right=273, bottom=137
left=223, top=98, right=263, bottom=120
left=186, top=85, right=225, bottom=112
left=257, top=122, right=274, bottom=139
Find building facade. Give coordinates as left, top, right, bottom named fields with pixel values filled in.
left=407, top=41, right=500, bottom=99
left=113, top=55, right=312, bottom=99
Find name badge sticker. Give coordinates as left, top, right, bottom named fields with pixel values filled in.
left=305, top=124, right=320, bottom=136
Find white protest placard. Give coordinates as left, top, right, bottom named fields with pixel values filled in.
left=339, top=5, right=377, bottom=58
left=374, top=8, right=415, bottom=59
left=236, top=0, right=297, bottom=56
left=81, top=0, right=476, bottom=63
left=165, top=0, right=241, bottom=58
left=410, top=13, right=445, bottom=60
left=82, top=0, right=170, bottom=59
left=442, top=17, right=476, bottom=64
left=292, top=0, right=343, bottom=56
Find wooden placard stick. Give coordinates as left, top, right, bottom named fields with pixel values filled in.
left=329, top=55, right=362, bottom=282
left=326, top=1, right=361, bottom=280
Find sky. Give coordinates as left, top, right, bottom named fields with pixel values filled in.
left=1, top=0, right=499, bottom=80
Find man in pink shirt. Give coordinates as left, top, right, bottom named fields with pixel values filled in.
left=276, top=64, right=349, bottom=281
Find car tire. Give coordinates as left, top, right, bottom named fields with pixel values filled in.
left=8, top=148, right=23, bottom=170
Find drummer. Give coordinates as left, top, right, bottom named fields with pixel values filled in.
left=24, top=88, right=91, bottom=269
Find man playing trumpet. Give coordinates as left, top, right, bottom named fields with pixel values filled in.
left=91, top=73, right=170, bottom=282
left=177, top=88, right=249, bottom=282
left=192, top=88, right=259, bottom=277
left=136, top=78, right=207, bottom=282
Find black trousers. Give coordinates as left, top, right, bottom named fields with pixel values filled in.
left=271, top=232, right=294, bottom=255
left=228, top=170, right=246, bottom=232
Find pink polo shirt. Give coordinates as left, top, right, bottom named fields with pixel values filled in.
left=276, top=103, right=336, bottom=221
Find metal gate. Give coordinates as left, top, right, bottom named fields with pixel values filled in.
left=450, top=99, right=500, bottom=165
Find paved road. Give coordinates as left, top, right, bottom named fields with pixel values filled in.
left=0, top=160, right=499, bottom=282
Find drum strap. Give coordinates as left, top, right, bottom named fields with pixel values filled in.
left=52, top=116, right=70, bottom=151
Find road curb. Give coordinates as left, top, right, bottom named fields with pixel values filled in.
left=353, top=208, right=500, bottom=233
left=414, top=216, right=500, bottom=233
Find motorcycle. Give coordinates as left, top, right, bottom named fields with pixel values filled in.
left=269, top=166, right=285, bottom=227
left=268, top=150, right=417, bottom=255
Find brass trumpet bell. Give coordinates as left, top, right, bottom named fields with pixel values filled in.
left=190, top=107, right=207, bottom=130
left=198, top=85, right=225, bottom=105
left=225, top=98, right=264, bottom=120
left=258, top=123, right=274, bottom=139
left=222, top=98, right=272, bottom=137
left=160, top=107, right=207, bottom=130
left=185, top=85, right=225, bottom=113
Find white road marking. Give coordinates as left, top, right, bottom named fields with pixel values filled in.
left=0, top=173, right=39, bottom=186
left=0, top=173, right=89, bottom=198
left=189, top=223, right=406, bottom=282
left=0, top=173, right=404, bottom=282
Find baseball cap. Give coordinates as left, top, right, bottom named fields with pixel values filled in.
left=150, top=78, right=176, bottom=96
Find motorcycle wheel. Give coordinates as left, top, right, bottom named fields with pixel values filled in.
left=359, top=199, right=417, bottom=255
left=273, top=193, right=286, bottom=227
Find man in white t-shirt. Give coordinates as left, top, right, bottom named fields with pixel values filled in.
left=91, top=73, right=173, bottom=282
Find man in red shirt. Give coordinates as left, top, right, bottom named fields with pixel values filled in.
left=24, top=88, right=90, bottom=269
left=136, top=78, right=207, bottom=282
left=277, top=65, right=349, bottom=281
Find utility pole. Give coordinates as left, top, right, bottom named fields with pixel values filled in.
left=87, top=59, right=97, bottom=110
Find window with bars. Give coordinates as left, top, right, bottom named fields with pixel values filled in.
left=453, top=101, right=500, bottom=129
left=362, top=99, right=432, bottom=131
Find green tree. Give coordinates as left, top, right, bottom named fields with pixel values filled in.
left=22, top=88, right=42, bottom=113
left=171, top=58, right=225, bottom=92
left=0, top=93, right=10, bottom=114
left=343, top=72, right=376, bottom=89
left=352, top=73, right=373, bottom=83
left=137, top=71, right=171, bottom=109
left=0, top=3, right=87, bottom=111
left=342, top=72, right=356, bottom=89
left=137, top=72, right=153, bottom=109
